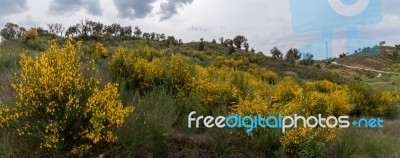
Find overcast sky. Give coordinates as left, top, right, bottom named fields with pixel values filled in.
left=0, top=0, right=399, bottom=59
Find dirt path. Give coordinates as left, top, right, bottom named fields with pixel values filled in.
left=331, top=61, right=397, bottom=74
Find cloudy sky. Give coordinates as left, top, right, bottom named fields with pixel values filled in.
left=0, top=0, right=399, bottom=59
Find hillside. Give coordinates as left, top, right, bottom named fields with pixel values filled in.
left=0, top=27, right=399, bottom=157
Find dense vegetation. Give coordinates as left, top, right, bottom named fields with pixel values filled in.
left=0, top=21, right=399, bottom=157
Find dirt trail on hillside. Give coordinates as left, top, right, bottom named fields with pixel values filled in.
left=331, top=61, right=397, bottom=74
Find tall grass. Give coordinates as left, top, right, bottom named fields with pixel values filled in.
left=332, top=121, right=400, bottom=158
left=0, top=46, right=20, bottom=73
left=0, top=129, right=14, bottom=158
left=115, top=87, right=177, bottom=157
left=0, top=70, right=15, bottom=106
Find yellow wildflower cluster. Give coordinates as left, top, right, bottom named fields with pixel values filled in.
left=84, top=83, right=134, bottom=143
left=166, top=54, right=193, bottom=91
left=0, top=101, right=9, bottom=128
left=193, top=65, right=239, bottom=108
left=248, top=68, right=279, bottom=84
left=349, top=82, right=396, bottom=116
left=109, top=46, right=278, bottom=112
left=7, top=39, right=133, bottom=154
left=109, top=46, right=165, bottom=90
left=87, top=42, right=108, bottom=58
left=234, top=77, right=353, bottom=153
left=221, top=58, right=244, bottom=67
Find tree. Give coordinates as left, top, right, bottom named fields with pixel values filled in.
left=79, top=18, right=91, bottom=36
left=0, top=23, right=20, bottom=40
left=224, top=39, right=233, bottom=47
left=110, top=23, right=122, bottom=36
left=212, top=39, right=216, bottom=44
left=219, top=37, right=224, bottom=45
left=35, top=27, right=49, bottom=36
left=55, top=23, right=65, bottom=37
left=104, top=23, right=122, bottom=36
left=65, top=26, right=78, bottom=37
left=159, top=33, right=166, bottom=41
left=285, top=48, right=301, bottom=65
left=300, top=53, right=314, bottom=66
left=150, top=32, right=156, bottom=40
left=198, top=38, right=205, bottom=51
left=134, top=26, right=142, bottom=38
left=379, top=41, right=385, bottom=47
left=143, top=32, right=150, bottom=41
left=164, top=36, right=176, bottom=47
left=270, top=46, right=282, bottom=60
left=17, top=27, right=27, bottom=38
left=251, top=47, right=255, bottom=53
left=120, top=26, right=132, bottom=36
left=91, top=21, right=104, bottom=36
left=233, top=35, right=247, bottom=49
left=339, top=52, right=348, bottom=58
left=244, top=41, right=249, bottom=52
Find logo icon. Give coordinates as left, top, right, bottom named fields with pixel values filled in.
left=289, top=0, right=382, bottom=58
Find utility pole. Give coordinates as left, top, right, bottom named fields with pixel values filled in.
left=326, top=41, right=328, bottom=59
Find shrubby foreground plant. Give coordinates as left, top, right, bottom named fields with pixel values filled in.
left=0, top=39, right=133, bottom=155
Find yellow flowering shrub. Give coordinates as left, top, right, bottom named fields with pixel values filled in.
left=130, top=57, right=165, bottom=89
left=245, top=73, right=271, bottom=99
left=306, top=80, right=341, bottom=93
left=370, top=91, right=392, bottom=116
left=271, top=77, right=303, bottom=107
left=8, top=39, right=133, bottom=154
left=221, top=58, right=244, bottom=67
left=87, top=42, right=108, bottom=58
left=248, top=68, right=279, bottom=84
left=349, top=82, right=395, bottom=116
left=192, top=65, right=239, bottom=109
left=109, top=47, right=129, bottom=76
left=24, top=28, right=39, bottom=41
left=233, top=77, right=353, bottom=153
left=109, top=47, right=166, bottom=91
left=0, top=101, right=9, bottom=128
left=84, top=83, right=133, bottom=144
left=166, top=54, right=193, bottom=91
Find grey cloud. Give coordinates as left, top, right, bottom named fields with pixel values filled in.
left=0, top=0, right=27, bottom=16
left=19, top=16, right=40, bottom=27
left=113, top=0, right=157, bottom=20
left=49, top=0, right=102, bottom=16
left=189, top=26, right=207, bottom=31
left=160, top=0, right=194, bottom=21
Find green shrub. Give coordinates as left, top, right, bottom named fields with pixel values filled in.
left=23, top=28, right=41, bottom=50
left=297, top=137, right=327, bottom=158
